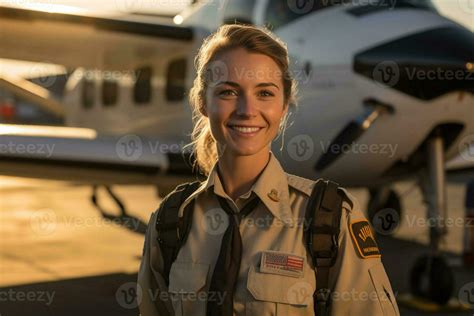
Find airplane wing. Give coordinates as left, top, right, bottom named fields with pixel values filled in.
left=0, top=5, right=206, bottom=187
left=446, top=146, right=474, bottom=183
left=0, top=4, right=202, bottom=70
left=0, top=124, right=198, bottom=185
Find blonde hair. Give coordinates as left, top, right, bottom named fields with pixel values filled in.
left=184, top=24, right=299, bottom=176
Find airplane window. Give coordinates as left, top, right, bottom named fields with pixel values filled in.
left=81, top=78, right=94, bottom=109
left=266, top=0, right=346, bottom=29
left=134, top=66, right=152, bottom=104
left=166, top=58, right=187, bottom=102
left=102, top=78, right=118, bottom=106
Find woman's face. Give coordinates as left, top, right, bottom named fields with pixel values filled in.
left=203, top=47, right=288, bottom=157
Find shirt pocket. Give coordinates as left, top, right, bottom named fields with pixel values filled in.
left=246, top=265, right=314, bottom=316
left=168, top=261, right=209, bottom=316
left=368, top=262, right=400, bottom=316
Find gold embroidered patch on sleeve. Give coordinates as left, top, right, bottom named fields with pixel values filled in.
left=349, top=220, right=381, bottom=259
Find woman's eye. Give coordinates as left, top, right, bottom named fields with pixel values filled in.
left=219, top=90, right=237, bottom=97
left=259, top=90, right=274, bottom=97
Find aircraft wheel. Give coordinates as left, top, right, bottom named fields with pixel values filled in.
left=410, top=254, right=454, bottom=305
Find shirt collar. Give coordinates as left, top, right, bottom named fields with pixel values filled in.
left=201, top=151, right=294, bottom=226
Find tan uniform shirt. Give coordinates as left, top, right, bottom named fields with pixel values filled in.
left=138, top=151, right=400, bottom=315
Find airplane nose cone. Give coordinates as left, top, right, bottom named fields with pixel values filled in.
left=353, top=26, right=474, bottom=100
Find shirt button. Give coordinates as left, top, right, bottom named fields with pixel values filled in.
left=267, top=189, right=279, bottom=202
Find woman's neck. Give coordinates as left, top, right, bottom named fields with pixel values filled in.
left=217, top=149, right=270, bottom=201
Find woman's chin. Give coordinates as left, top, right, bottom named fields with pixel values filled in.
left=225, top=142, right=266, bottom=156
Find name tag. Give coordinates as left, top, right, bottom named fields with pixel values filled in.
left=260, top=250, right=304, bottom=278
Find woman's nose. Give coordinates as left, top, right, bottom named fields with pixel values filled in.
left=236, top=95, right=257, bottom=117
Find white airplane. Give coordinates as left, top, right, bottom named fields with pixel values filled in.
left=0, top=0, right=473, bottom=305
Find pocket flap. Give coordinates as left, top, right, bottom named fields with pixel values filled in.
left=169, top=262, right=209, bottom=294
left=247, top=265, right=314, bottom=306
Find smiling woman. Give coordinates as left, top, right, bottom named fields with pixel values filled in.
left=138, top=24, right=399, bottom=316
left=186, top=24, right=297, bottom=183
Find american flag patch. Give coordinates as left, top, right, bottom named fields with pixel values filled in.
left=260, top=250, right=304, bottom=278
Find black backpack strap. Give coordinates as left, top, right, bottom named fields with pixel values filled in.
left=155, top=180, right=201, bottom=286
left=304, top=179, right=350, bottom=316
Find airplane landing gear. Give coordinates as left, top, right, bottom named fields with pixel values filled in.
left=367, top=187, right=402, bottom=229
left=410, top=133, right=454, bottom=305
left=410, top=254, right=454, bottom=305
left=91, top=185, right=147, bottom=234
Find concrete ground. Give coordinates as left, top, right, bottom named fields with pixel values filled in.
left=0, top=176, right=473, bottom=315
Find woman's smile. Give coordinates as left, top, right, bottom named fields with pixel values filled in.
left=227, top=123, right=266, bottom=138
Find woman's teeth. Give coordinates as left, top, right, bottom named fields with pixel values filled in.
left=230, top=126, right=261, bottom=133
